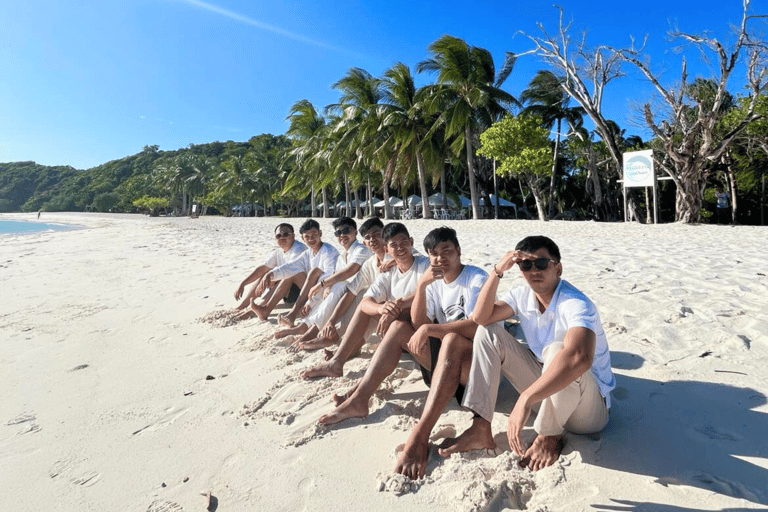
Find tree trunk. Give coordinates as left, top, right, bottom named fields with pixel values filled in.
left=310, top=187, right=316, bottom=218
left=548, top=119, right=561, bottom=218
left=382, top=175, right=390, bottom=219
left=415, top=148, right=432, bottom=219
left=644, top=187, right=652, bottom=224
left=344, top=175, right=351, bottom=217
left=322, top=187, right=329, bottom=218
left=441, top=166, right=448, bottom=210
left=528, top=176, right=547, bottom=221
left=366, top=177, right=373, bottom=218
left=465, top=125, right=481, bottom=219
left=354, top=189, right=361, bottom=219
left=726, top=159, right=738, bottom=225
left=674, top=177, right=704, bottom=223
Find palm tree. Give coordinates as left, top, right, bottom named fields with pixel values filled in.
left=380, top=62, right=443, bottom=219
left=417, top=35, right=519, bottom=219
left=521, top=70, right=585, bottom=218
left=283, top=99, right=329, bottom=217
left=326, top=67, right=386, bottom=218
left=218, top=155, right=257, bottom=215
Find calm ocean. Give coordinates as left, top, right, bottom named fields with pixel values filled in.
left=0, top=219, right=78, bottom=235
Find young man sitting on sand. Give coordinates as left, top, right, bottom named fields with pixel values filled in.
left=283, top=218, right=395, bottom=352
left=439, top=235, right=615, bottom=472
left=233, top=223, right=308, bottom=313
left=301, top=222, right=429, bottom=380
left=248, top=219, right=339, bottom=322
left=317, top=227, right=487, bottom=482
left=274, top=217, right=371, bottom=343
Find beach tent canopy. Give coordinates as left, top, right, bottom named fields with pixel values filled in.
left=373, top=197, right=400, bottom=208
left=427, top=193, right=458, bottom=207
left=394, top=194, right=422, bottom=207
left=458, top=195, right=472, bottom=207
left=479, top=194, right=515, bottom=207
left=360, top=197, right=382, bottom=208
left=314, top=201, right=334, bottom=210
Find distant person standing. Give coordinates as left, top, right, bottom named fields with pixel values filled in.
left=715, top=184, right=730, bottom=224
left=37, top=210, right=41, bottom=220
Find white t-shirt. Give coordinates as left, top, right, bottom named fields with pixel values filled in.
left=347, top=253, right=388, bottom=296
left=336, top=239, right=372, bottom=273
left=426, top=265, right=487, bottom=323
left=271, top=242, right=339, bottom=282
left=365, top=255, right=430, bottom=303
left=500, top=279, right=615, bottom=406
left=263, top=240, right=307, bottom=268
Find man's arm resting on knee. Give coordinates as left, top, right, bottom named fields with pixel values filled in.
left=507, top=327, right=596, bottom=454
left=309, top=262, right=362, bottom=299
left=236, top=265, right=271, bottom=299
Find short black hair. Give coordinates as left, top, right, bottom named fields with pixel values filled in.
left=359, top=217, right=384, bottom=236
left=382, top=222, right=410, bottom=242
left=332, top=217, right=356, bottom=230
left=274, top=223, right=294, bottom=234
left=515, top=235, right=561, bottom=262
left=423, top=226, right=460, bottom=252
left=299, top=219, right=320, bottom=234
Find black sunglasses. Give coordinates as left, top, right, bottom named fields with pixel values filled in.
left=518, top=258, right=558, bottom=272
left=334, top=226, right=353, bottom=237
left=275, top=232, right=293, bottom=239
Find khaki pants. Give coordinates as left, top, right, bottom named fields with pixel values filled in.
left=462, top=322, right=609, bottom=436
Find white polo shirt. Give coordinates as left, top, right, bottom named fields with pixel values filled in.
left=500, top=279, right=615, bottom=407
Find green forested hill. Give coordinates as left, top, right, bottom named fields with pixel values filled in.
left=0, top=140, right=256, bottom=213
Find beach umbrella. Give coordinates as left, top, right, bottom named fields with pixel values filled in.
left=479, top=194, right=515, bottom=207
left=458, top=195, right=472, bottom=207
left=427, top=193, right=457, bottom=207
left=374, top=197, right=400, bottom=208
left=361, top=196, right=382, bottom=208
left=404, top=194, right=422, bottom=205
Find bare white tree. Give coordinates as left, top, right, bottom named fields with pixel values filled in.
left=614, top=0, right=767, bottom=222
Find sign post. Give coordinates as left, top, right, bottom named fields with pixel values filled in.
left=622, top=150, right=657, bottom=223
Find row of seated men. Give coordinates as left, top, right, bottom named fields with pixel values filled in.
left=233, top=218, right=615, bottom=477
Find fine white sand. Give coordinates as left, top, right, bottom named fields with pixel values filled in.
left=2, top=212, right=767, bottom=512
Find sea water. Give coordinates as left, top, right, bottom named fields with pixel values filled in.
left=0, top=219, right=79, bottom=235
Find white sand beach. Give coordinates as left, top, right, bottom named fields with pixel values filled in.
left=1, top=212, right=767, bottom=512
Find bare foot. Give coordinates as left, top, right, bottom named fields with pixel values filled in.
left=301, top=360, right=343, bottom=380
left=318, top=397, right=368, bottom=425
left=437, top=417, right=496, bottom=457
left=394, top=435, right=431, bottom=480
left=278, top=313, right=295, bottom=327
left=519, top=435, right=564, bottom=471
left=234, top=309, right=255, bottom=321
left=251, top=304, right=270, bottom=321
left=332, top=384, right=358, bottom=406
left=275, top=324, right=307, bottom=340
left=292, top=337, right=334, bottom=352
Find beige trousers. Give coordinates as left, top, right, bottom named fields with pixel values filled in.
left=462, top=322, right=609, bottom=436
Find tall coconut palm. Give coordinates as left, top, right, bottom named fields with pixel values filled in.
left=417, top=35, right=519, bottom=219
left=326, top=67, right=387, bottom=218
left=283, top=99, right=329, bottom=217
left=380, top=62, right=443, bottom=219
left=521, top=70, right=585, bottom=218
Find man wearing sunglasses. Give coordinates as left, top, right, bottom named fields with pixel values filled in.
left=248, top=219, right=339, bottom=322
left=233, top=223, right=308, bottom=313
left=439, top=235, right=615, bottom=472
left=273, top=217, right=371, bottom=342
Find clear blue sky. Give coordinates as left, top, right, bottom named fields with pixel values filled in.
left=0, top=0, right=757, bottom=169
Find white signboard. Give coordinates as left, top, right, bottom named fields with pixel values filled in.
left=623, top=150, right=655, bottom=188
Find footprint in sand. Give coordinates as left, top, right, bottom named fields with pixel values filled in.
left=146, top=500, right=185, bottom=512
left=131, top=407, right=189, bottom=436
left=49, top=459, right=101, bottom=487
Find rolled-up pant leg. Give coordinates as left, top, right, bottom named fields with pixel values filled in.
left=533, top=342, right=609, bottom=436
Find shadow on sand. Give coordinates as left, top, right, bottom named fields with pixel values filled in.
left=583, top=351, right=768, bottom=507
